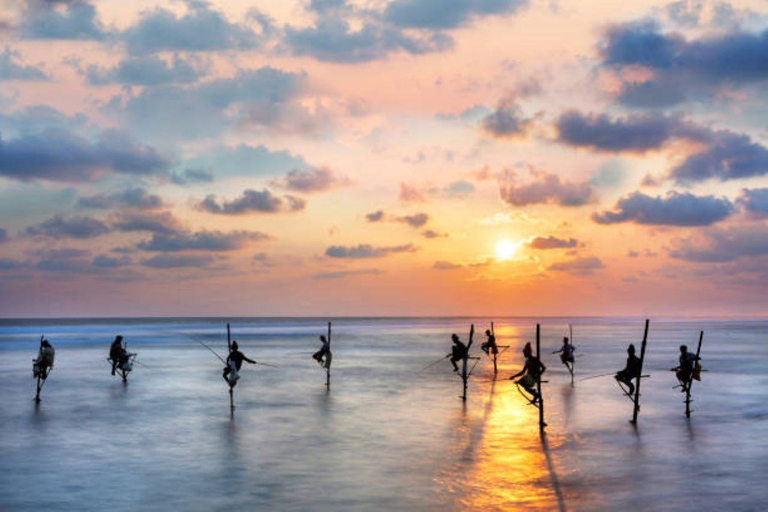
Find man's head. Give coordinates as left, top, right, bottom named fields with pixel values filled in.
left=232, top=341, right=239, bottom=351
left=628, top=344, right=636, bottom=355
left=116, top=335, right=123, bottom=343
left=679, top=344, right=687, bottom=353
left=451, top=334, right=460, bottom=344
left=563, top=337, right=569, bottom=344
left=523, top=342, right=532, bottom=357
left=320, top=335, right=327, bottom=343
left=485, top=329, right=491, bottom=336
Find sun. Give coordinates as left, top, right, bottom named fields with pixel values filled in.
left=495, top=239, right=519, bottom=261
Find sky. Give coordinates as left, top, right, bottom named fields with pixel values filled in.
left=0, top=0, right=767, bottom=318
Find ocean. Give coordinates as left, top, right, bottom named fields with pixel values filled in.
left=1, top=317, right=766, bottom=511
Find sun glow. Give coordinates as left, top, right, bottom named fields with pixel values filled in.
left=495, top=239, right=519, bottom=261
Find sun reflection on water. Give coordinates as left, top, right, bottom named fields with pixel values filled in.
left=434, top=324, right=569, bottom=510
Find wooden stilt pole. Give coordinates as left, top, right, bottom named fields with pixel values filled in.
left=492, top=322, right=498, bottom=376
left=685, top=331, right=704, bottom=418
left=461, top=324, right=474, bottom=401
left=631, top=319, right=649, bottom=425
left=326, top=322, right=331, bottom=389
left=569, top=324, right=574, bottom=385
left=35, top=375, right=42, bottom=402
left=227, top=323, right=234, bottom=414
left=537, top=323, right=546, bottom=433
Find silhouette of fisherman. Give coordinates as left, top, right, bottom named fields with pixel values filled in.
left=481, top=329, right=498, bottom=356
left=222, top=341, right=256, bottom=387
left=552, top=336, right=575, bottom=372
left=109, top=335, right=128, bottom=376
left=450, top=333, right=472, bottom=372
left=509, top=342, right=546, bottom=403
left=33, top=337, right=55, bottom=380
left=615, top=343, right=641, bottom=395
left=312, top=335, right=332, bottom=368
left=672, top=344, right=701, bottom=393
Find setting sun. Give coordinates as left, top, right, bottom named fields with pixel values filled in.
left=495, top=239, right=519, bottom=261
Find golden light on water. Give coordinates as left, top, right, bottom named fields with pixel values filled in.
left=434, top=325, right=569, bottom=510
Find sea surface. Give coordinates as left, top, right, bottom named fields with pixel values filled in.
left=1, top=317, right=767, bottom=511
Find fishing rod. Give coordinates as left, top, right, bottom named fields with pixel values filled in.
left=580, top=372, right=616, bottom=381
left=177, top=331, right=227, bottom=365
left=417, top=354, right=451, bottom=373
left=252, top=361, right=278, bottom=369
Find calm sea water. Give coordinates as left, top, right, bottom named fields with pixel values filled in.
left=1, top=317, right=767, bottom=511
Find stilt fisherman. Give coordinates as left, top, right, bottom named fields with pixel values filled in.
left=33, top=336, right=55, bottom=380
left=481, top=329, right=498, bottom=356
left=223, top=341, right=256, bottom=387
left=553, top=336, right=575, bottom=373
left=450, top=333, right=472, bottom=372
left=673, top=344, right=701, bottom=392
left=615, top=343, right=641, bottom=395
left=509, top=342, right=546, bottom=403
left=312, top=334, right=332, bottom=368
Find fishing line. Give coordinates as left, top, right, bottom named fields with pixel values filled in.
left=174, top=331, right=227, bottom=365
left=417, top=354, right=451, bottom=373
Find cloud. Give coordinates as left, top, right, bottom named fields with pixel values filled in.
left=548, top=256, right=604, bottom=275
left=384, top=0, right=528, bottom=29
left=669, top=225, right=768, bottom=262
left=197, top=189, right=306, bottom=215
left=92, top=254, right=131, bottom=268
left=78, top=187, right=164, bottom=210
left=499, top=169, right=594, bottom=207
left=0, top=47, right=49, bottom=81
left=21, top=0, right=107, bottom=40
left=137, top=230, right=270, bottom=252
left=325, top=243, right=418, bottom=258
left=25, top=215, right=110, bottom=239
left=444, top=180, right=475, bottom=197
left=121, top=1, right=260, bottom=55
left=272, top=167, right=349, bottom=193
left=113, top=67, right=310, bottom=140
left=554, top=111, right=768, bottom=185
left=0, top=104, right=88, bottom=135
left=738, top=188, right=768, bottom=218
left=395, top=212, right=430, bottom=228
left=81, top=55, right=207, bottom=86
left=599, top=21, right=768, bottom=106
left=34, top=247, right=92, bottom=272
left=593, top=191, right=733, bottom=226
left=436, top=104, right=492, bottom=122
left=669, top=130, right=768, bottom=184
left=0, top=128, right=170, bottom=182
left=481, top=99, right=533, bottom=138
left=141, top=254, right=216, bottom=268
left=433, top=260, right=462, bottom=269
left=186, top=144, right=310, bottom=178
left=527, top=235, right=578, bottom=249
left=284, top=17, right=452, bottom=63
left=0, top=257, right=27, bottom=270
left=423, top=229, right=449, bottom=238
left=111, top=211, right=184, bottom=235
left=365, top=210, right=385, bottom=222
left=313, top=268, right=385, bottom=279
left=171, top=167, right=214, bottom=185
left=555, top=110, right=690, bottom=152
left=400, top=183, right=427, bottom=203
left=30, top=248, right=128, bottom=275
